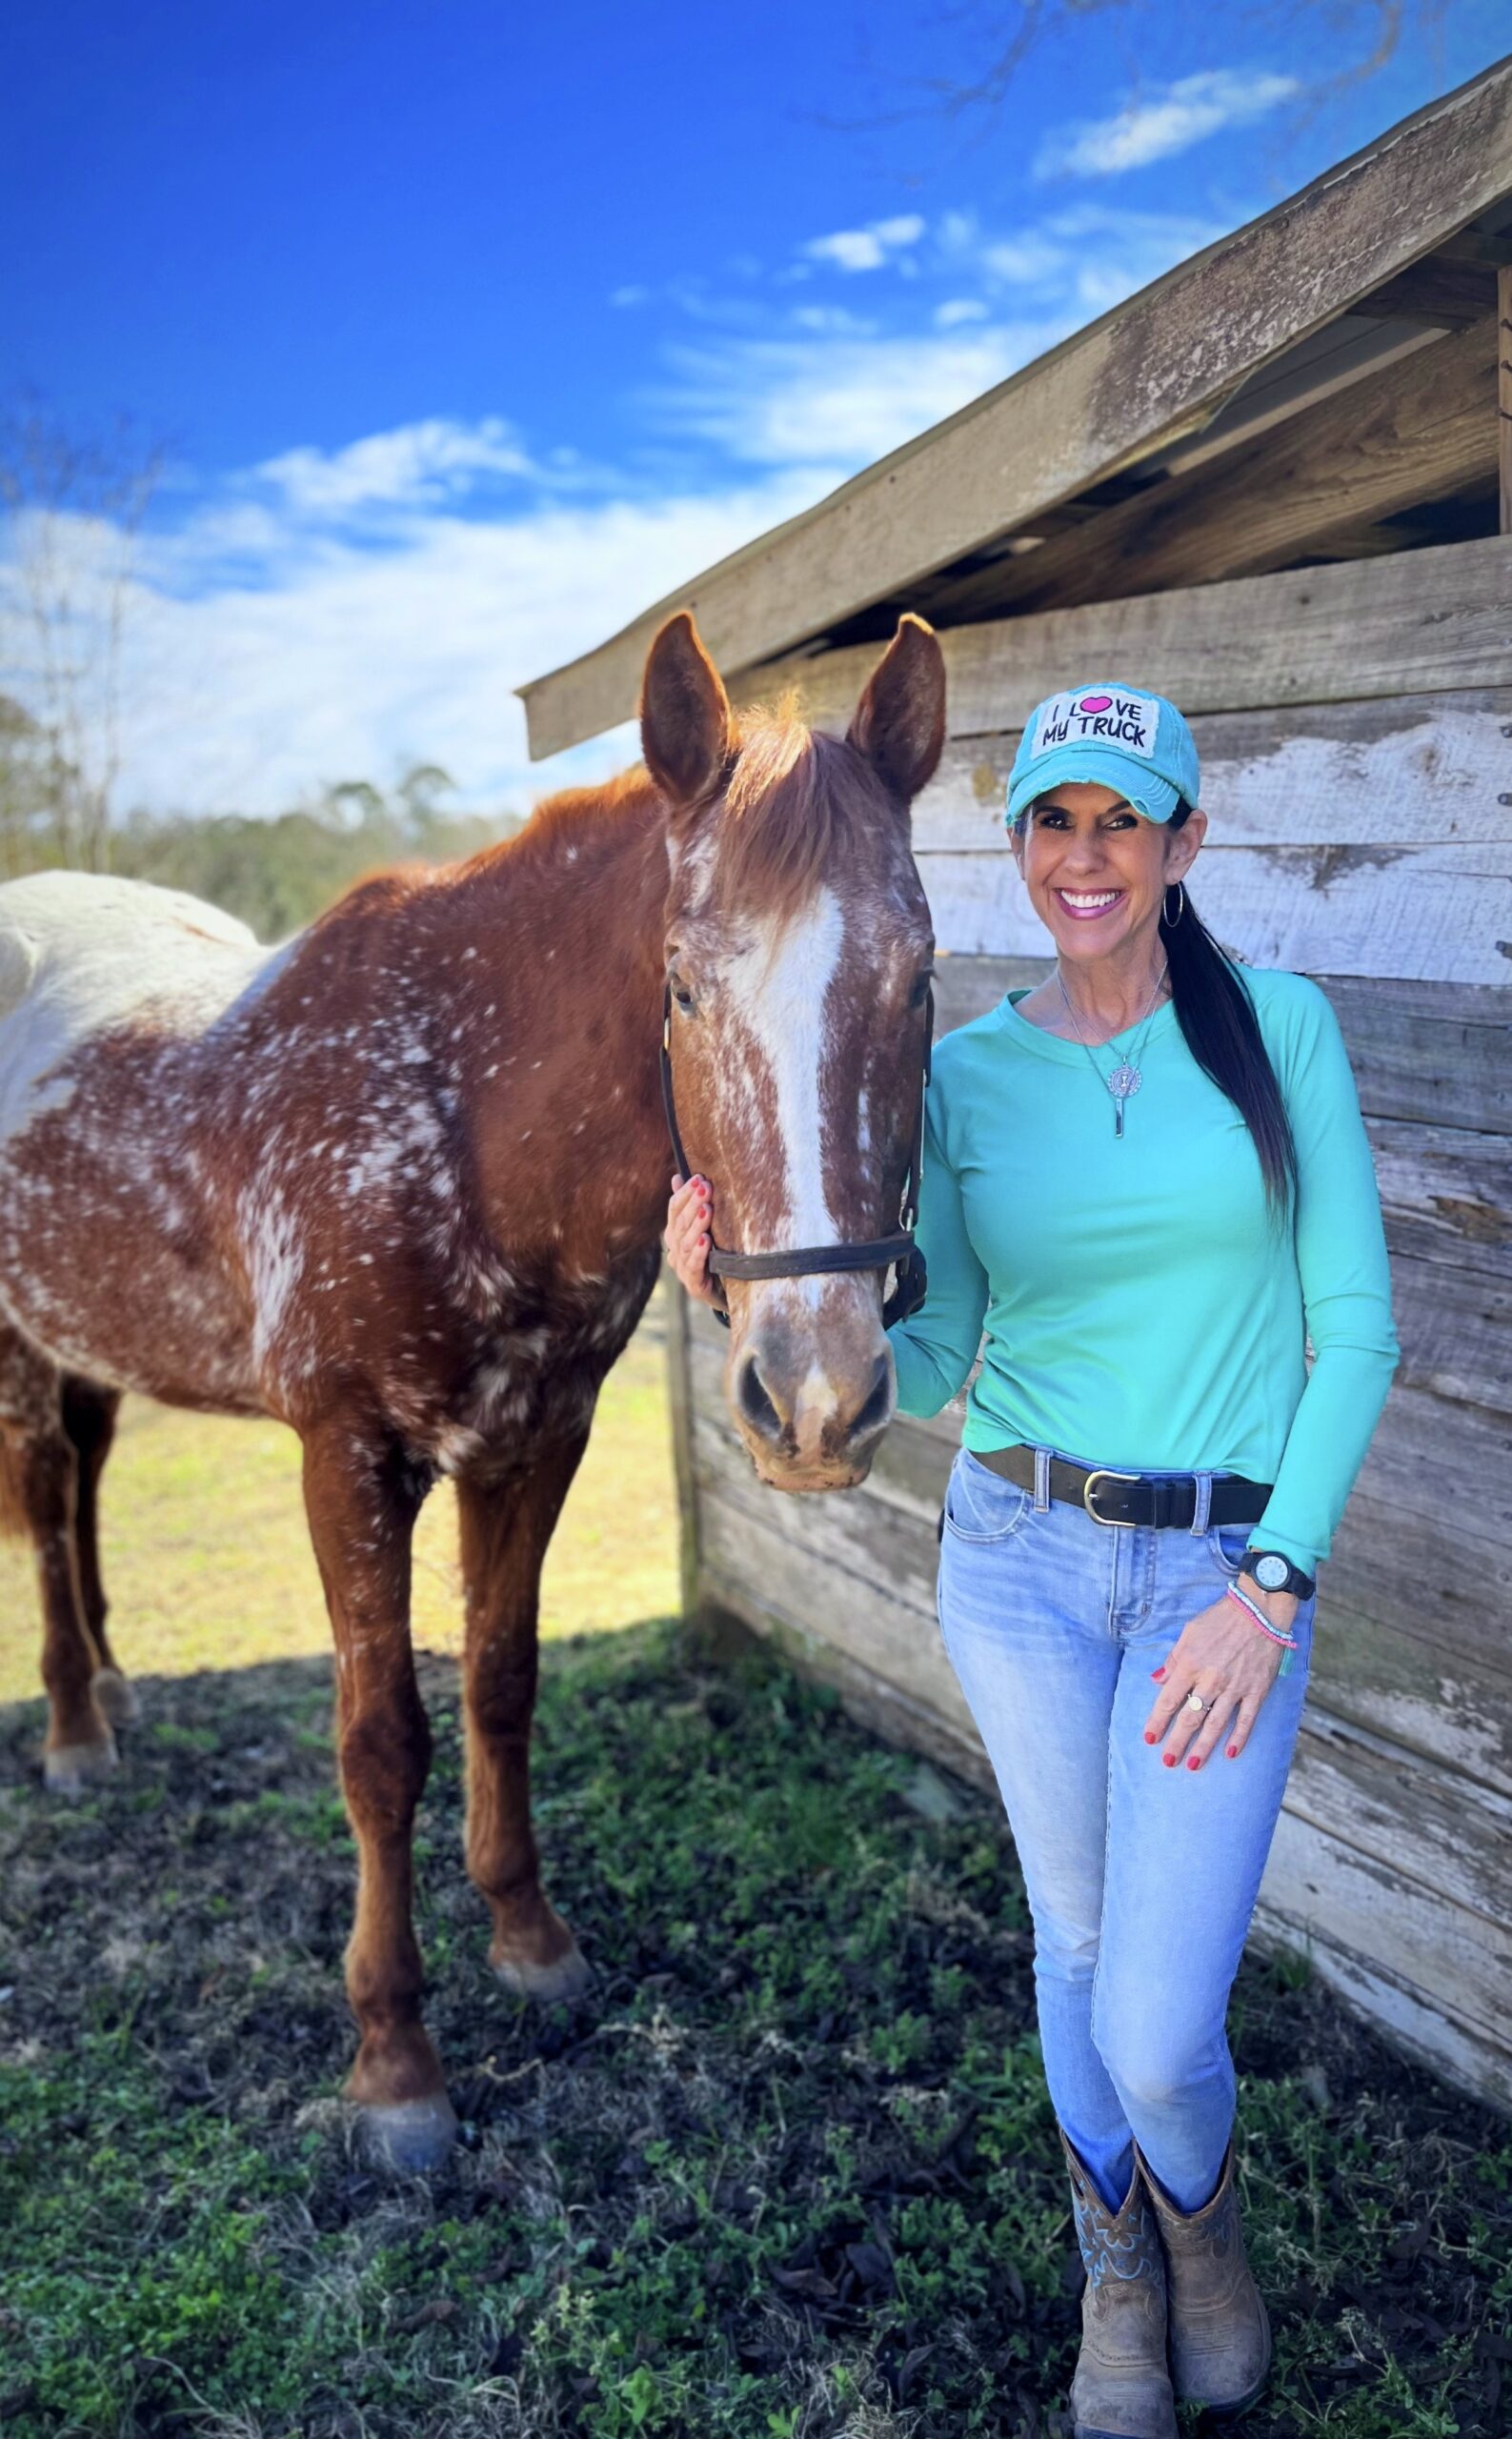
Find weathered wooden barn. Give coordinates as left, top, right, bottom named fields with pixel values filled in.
left=521, top=62, right=1512, bottom=2107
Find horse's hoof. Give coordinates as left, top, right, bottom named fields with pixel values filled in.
left=91, top=1668, right=139, bottom=1727
left=356, top=2092, right=459, bottom=2175
left=493, top=1937, right=592, bottom=2003
left=44, top=1735, right=119, bottom=1794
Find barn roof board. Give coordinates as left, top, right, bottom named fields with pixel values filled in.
left=520, top=53, right=1512, bottom=758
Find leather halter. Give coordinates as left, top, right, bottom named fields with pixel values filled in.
left=660, top=978, right=933, bottom=1334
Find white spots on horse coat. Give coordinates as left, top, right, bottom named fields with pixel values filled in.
left=0, top=860, right=658, bottom=1475
left=236, top=1167, right=312, bottom=1390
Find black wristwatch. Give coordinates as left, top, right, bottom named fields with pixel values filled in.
left=1239, top=1549, right=1316, bottom=1600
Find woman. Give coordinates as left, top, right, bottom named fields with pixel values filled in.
left=663, top=681, right=1397, bottom=2439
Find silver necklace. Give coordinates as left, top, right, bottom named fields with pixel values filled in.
left=1056, top=960, right=1169, bottom=1139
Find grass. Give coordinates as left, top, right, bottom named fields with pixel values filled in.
left=1, top=1305, right=1509, bottom=2436
left=0, top=1302, right=677, bottom=1700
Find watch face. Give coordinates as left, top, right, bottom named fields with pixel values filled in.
left=1252, top=1553, right=1289, bottom=1591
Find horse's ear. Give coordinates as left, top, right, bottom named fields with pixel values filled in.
left=641, top=612, right=735, bottom=811
left=847, top=615, right=946, bottom=802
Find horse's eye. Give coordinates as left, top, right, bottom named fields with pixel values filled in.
left=909, top=969, right=934, bottom=1008
left=672, top=980, right=696, bottom=1014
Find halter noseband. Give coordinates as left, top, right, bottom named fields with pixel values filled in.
left=660, top=979, right=932, bottom=1334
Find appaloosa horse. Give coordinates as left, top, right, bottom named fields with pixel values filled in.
left=0, top=610, right=943, bottom=2166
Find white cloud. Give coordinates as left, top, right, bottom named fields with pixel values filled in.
left=47, top=469, right=839, bottom=821
left=257, top=417, right=542, bottom=514
left=873, top=213, right=926, bottom=248
left=655, top=324, right=1063, bottom=471
left=636, top=207, right=1215, bottom=481
left=610, top=284, right=650, bottom=308
left=61, top=309, right=1075, bottom=818
left=976, top=204, right=1226, bottom=315
left=1, top=189, right=1249, bottom=831
left=801, top=212, right=925, bottom=272
left=981, top=232, right=1072, bottom=285
left=1037, top=70, right=1300, bottom=179
left=790, top=303, right=876, bottom=334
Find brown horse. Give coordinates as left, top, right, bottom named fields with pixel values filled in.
left=0, top=610, right=943, bottom=2167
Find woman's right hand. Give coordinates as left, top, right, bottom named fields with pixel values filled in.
left=664, top=1172, right=721, bottom=1308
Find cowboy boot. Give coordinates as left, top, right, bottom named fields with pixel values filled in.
left=1138, top=2138, right=1272, bottom=2415
left=1059, top=2127, right=1177, bottom=2439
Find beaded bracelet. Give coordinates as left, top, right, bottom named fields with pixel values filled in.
left=1226, top=1581, right=1297, bottom=1677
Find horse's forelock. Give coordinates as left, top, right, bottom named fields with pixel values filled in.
left=712, top=712, right=886, bottom=923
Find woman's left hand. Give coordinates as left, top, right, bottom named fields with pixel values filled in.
left=1143, top=1584, right=1299, bottom=1769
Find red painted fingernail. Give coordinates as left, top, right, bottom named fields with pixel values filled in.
left=1142, top=1730, right=1157, bottom=1744
left=1162, top=1753, right=1176, bottom=1768
left=1187, top=1756, right=1201, bottom=1771
left=1226, top=1744, right=1239, bottom=1759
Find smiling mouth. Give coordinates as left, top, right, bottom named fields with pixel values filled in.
left=1055, top=888, right=1126, bottom=919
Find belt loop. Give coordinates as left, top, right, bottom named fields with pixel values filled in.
left=1033, top=1446, right=1051, bottom=1513
left=1190, top=1469, right=1213, bottom=1537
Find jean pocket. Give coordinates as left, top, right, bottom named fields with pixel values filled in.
left=1204, top=1522, right=1253, bottom=1579
left=941, top=1449, right=1032, bottom=1544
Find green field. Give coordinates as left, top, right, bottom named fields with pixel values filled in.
left=1, top=1311, right=1509, bottom=2437
left=0, top=1301, right=678, bottom=1703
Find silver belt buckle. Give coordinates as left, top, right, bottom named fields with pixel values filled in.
left=1082, top=1467, right=1139, bottom=1526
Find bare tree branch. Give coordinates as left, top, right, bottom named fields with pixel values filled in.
left=826, top=0, right=1430, bottom=139
left=0, top=397, right=164, bottom=872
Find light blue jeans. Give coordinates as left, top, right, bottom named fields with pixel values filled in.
left=936, top=1445, right=1316, bottom=2215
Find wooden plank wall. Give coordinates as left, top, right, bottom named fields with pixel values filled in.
left=678, top=539, right=1512, bottom=2110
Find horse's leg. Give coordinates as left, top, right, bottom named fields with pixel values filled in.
left=301, top=1419, right=454, bottom=2172
left=0, top=1328, right=114, bottom=1792
left=457, top=1438, right=592, bottom=2000
left=60, top=1378, right=133, bottom=1727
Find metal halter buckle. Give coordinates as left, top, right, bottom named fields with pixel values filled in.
left=1081, top=1467, right=1140, bottom=1526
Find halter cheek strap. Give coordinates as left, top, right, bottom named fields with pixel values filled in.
left=660, top=982, right=932, bottom=1334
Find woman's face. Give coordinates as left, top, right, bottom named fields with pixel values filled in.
left=1010, top=779, right=1205, bottom=965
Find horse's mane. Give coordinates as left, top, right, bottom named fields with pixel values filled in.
left=440, top=700, right=884, bottom=921
left=714, top=702, right=889, bottom=922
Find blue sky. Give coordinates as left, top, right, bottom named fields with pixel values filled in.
left=3, top=1, right=1506, bottom=816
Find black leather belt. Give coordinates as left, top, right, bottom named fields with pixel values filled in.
left=974, top=1443, right=1272, bottom=1530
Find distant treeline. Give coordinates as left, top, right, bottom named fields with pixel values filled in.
left=111, top=784, right=520, bottom=941
left=0, top=695, right=522, bottom=939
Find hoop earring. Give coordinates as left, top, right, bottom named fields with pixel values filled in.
left=1162, top=880, right=1186, bottom=929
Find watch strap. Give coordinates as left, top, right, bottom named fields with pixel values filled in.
left=1240, top=1547, right=1316, bottom=1600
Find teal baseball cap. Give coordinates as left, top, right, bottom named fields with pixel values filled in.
left=1006, top=683, right=1200, bottom=826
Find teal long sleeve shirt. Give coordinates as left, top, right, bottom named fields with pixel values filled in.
left=888, top=968, right=1398, bottom=1574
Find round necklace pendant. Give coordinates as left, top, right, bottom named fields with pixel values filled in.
left=1106, top=1062, right=1142, bottom=1100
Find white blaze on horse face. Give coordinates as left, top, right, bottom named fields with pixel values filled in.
left=731, top=887, right=845, bottom=1309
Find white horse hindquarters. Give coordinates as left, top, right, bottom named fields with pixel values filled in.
left=0, top=874, right=278, bottom=1406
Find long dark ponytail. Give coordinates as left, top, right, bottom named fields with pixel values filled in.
left=1013, top=796, right=1297, bottom=1214
left=1161, top=802, right=1297, bottom=1218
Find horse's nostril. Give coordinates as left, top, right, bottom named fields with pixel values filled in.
left=736, top=1350, right=784, bottom=1442
left=848, top=1353, right=894, bottom=1444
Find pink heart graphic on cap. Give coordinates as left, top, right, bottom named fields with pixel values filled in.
left=1079, top=693, right=1113, bottom=714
